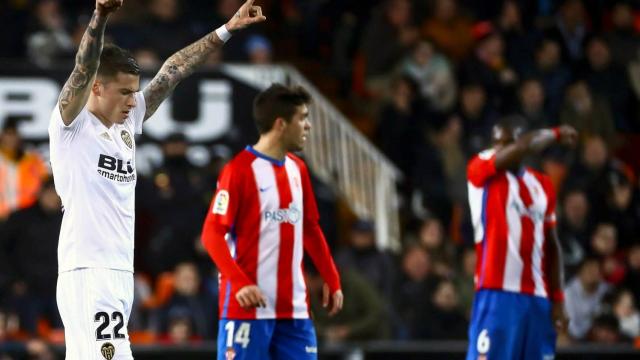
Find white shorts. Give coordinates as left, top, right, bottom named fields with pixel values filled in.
left=57, top=268, right=134, bottom=360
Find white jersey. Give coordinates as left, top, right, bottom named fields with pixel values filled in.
left=49, top=92, right=145, bottom=273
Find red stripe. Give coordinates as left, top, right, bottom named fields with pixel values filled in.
left=474, top=242, right=483, bottom=291
left=517, top=178, right=536, bottom=295
left=541, top=236, right=549, bottom=297
left=482, top=176, right=509, bottom=289
left=274, top=163, right=294, bottom=317
left=229, top=153, right=261, bottom=319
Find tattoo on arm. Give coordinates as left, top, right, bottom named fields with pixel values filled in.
left=58, top=11, right=108, bottom=124
left=143, top=32, right=224, bottom=120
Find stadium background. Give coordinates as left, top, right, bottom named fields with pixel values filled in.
left=2, top=0, right=640, bottom=358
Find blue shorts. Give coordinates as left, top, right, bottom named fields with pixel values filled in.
left=217, top=319, right=317, bottom=360
left=466, top=289, right=557, bottom=360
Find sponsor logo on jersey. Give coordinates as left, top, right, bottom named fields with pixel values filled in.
left=97, top=154, right=136, bottom=183
left=101, top=342, right=115, bottom=360
left=264, top=202, right=301, bottom=224
left=213, top=190, right=230, bottom=215
left=120, top=130, right=133, bottom=149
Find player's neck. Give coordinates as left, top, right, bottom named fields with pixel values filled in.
left=253, top=135, right=286, bottom=161
left=87, top=98, right=114, bottom=129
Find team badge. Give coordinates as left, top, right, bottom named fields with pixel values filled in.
left=213, top=190, right=230, bottom=215
left=225, top=347, right=236, bottom=360
left=101, top=342, right=115, bottom=360
left=120, top=130, right=133, bottom=149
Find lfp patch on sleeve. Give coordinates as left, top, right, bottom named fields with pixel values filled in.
left=212, top=190, right=230, bottom=215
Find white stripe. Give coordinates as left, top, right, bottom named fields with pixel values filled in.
left=503, top=173, right=523, bottom=292
left=467, top=183, right=485, bottom=244
left=252, top=159, right=279, bottom=319
left=285, top=158, right=309, bottom=318
left=522, top=172, right=548, bottom=297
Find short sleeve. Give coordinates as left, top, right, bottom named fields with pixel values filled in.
left=48, top=105, right=88, bottom=147
left=127, top=91, right=146, bottom=135
left=205, top=163, right=239, bottom=229
left=467, top=149, right=498, bottom=187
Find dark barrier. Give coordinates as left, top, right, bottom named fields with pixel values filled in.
left=3, top=341, right=639, bottom=360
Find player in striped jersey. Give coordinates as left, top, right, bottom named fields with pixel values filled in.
left=466, top=119, right=577, bottom=360
left=201, top=84, right=343, bottom=360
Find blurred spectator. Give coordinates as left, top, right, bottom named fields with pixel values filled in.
left=415, top=279, right=468, bottom=339
left=459, top=23, right=518, bottom=112
left=457, top=82, right=498, bottom=156
left=153, top=262, right=216, bottom=340
left=421, top=0, right=474, bottom=63
left=453, top=246, right=476, bottom=318
left=25, top=0, right=74, bottom=67
left=361, top=0, right=419, bottom=97
left=0, top=179, right=62, bottom=335
left=590, top=223, right=625, bottom=285
left=245, top=34, right=273, bottom=64
left=393, top=244, right=438, bottom=339
left=417, top=217, right=455, bottom=278
left=141, top=133, right=209, bottom=276
left=588, top=313, right=625, bottom=343
left=412, top=115, right=465, bottom=225
left=605, top=1, right=640, bottom=67
left=612, top=289, right=640, bottom=339
left=545, top=0, right=590, bottom=65
left=558, top=188, right=590, bottom=273
left=517, top=78, right=552, bottom=130
left=584, top=36, right=635, bottom=131
left=531, top=38, right=572, bottom=118
left=560, top=83, right=616, bottom=146
left=396, top=41, right=456, bottom=111
left=133, top=48, right=162, bottom=71
left=0, top=118, right=49, bottom=222
left=308, top=268, right=388, bottom=343
left=565, top=257, right=611, bottom=340
left=375, top=76, right=423, bottom=177
left=622, top=245, right=640, bottom=306
left=142, top=0, right=199, bottom=59
left=497, top=0, right=539, bottom=76
left=605, top=168, right=640, bottom=249
left=335, top=220, right=395, bottom=301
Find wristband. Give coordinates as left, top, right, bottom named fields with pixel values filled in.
left=215, top=25, right=232, bottom=43
left=551, top=289, right=564, bottom=303
left=552, top=127, right=561, bottom=141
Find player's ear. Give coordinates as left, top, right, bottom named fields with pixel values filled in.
left=92, top=80, right=102, bottom=96
left=274, top=117, right=287, bottom=132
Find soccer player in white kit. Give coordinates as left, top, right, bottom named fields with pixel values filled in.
left=48, top=1, right=265, bottom=359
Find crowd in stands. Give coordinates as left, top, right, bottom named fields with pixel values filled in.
left=2, top=0, right=640, bottom=356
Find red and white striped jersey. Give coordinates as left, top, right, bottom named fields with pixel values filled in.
left=202, top=146, right=340, bottom=320
left=467, top=149, right=557, bottom=298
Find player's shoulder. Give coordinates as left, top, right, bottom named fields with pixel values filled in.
left=223, top=148, right=258, bottom=173
left=286, top=152, right=308, bottom=169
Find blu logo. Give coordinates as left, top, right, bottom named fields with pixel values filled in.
left=98, top=154, right=134, bottom=174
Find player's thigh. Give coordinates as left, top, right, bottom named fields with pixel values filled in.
left=523, top=297, right=557, bottom=360
left=218, top=319, right=273, bottom=360
left=57, top=269, right=134, bottom=360
left=269, top=319, right=318, bottom=360
left=466, top=290, right=526, bottom=360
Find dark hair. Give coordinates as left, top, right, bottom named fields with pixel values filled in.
left=97, top=43, right=140, bottom=80
left=253, top=84, right=311, bottom=134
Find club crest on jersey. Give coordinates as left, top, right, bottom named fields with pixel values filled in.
left=120, top=130, right=133, bottom=149
left=101, top=342, right=115, bottom=360
left=213, top=190, right=230, bottom=215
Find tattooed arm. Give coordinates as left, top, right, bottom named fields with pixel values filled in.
left=58, top=0, right=123, bottom=125
left=143, top=0, right=266, bottom=121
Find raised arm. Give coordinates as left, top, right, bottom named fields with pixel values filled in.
left=58, top=0, right=122, bottom=125
left=142, top=0, right=266, bottom=121
left=494, top=125, right=578, bottom=170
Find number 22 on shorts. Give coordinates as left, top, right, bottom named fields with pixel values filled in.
left=224, top=321, right=251, bottom=348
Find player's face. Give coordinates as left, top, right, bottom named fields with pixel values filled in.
left=283, top=104, right=311, bottom=152
left=491, top=124, right=516, bottom=150
left=96, top=72, right=140, bottom=125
